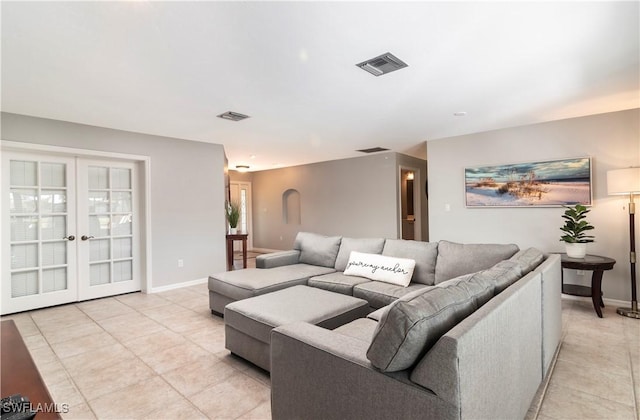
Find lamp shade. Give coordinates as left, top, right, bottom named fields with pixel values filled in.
left=607, top=167, right=640, bottom=195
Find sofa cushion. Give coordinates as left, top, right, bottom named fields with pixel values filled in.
left=382, top=240, right=439, bottom=285
left=366, top=306, right=389, bottom=322
left=294, top=232, right=342, bottom=268
left=344, top=252, right=416, bottom=287
left=436, top=272, right=494, bottom=310
left=434, top=240, right=519, bottom=283
left=477, top=260, right=523, bottom=295
left=334, top=237, right=386, bottom=271
left=353, top=282, right=429, bottom=309
left=509, top=247, right=544, bottom=275
left=209, top=264, right=336, bottom=301
left=225, top=285, right=369, bottom=345
left=332, top=318, right=379, bottom=343
left=366, top=276, right=488, bottom=372
left=308, top=272, right=372, bottom=295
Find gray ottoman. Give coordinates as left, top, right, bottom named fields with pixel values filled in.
left=224, top=285, right=369, bottom=371
left=208, top=264, right=336, bottom=316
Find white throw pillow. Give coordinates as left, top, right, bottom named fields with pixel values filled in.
left=344, top=251, right=416, bottom=287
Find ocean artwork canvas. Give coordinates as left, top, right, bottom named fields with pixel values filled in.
left=465, top=157, right=592, bottom=207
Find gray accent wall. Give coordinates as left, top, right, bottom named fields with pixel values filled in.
left=251, top=152, right=422, bottom=250
left=427, top=109, right=640, bottom=301
left=1, top=112, right=227, bottom=289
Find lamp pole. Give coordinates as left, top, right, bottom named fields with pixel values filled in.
left=617, top=191, right=639, bottom=318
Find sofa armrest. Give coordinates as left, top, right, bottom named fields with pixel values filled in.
left=256, top=250, right=300, bottom=268
left=536, top=254, right=562, bottom=377
left=271, top=322, right=456, bottom=420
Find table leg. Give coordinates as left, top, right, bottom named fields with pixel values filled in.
left=591, top=270, right=604, bottom=318
left=226, top=238, right=233, bottom=271
left=242, top=238, right=247, bottom=269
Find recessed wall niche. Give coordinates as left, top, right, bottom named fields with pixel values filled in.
left=282, top=189, right=301, bottom=225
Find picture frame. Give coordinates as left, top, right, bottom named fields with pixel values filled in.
left=465, top=157, right=592, bottom=208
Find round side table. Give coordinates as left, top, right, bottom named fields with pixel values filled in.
left=560, top=253, right=616, bottom=318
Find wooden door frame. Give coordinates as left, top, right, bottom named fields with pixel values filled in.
left=1, top=140, right=152, bottom=294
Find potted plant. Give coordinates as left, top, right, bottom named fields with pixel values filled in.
left=225, top=201, right=240, bottom=234
left=559, top=204, right=594, bottom=258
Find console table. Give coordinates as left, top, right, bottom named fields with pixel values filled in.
left=226, top=233, right=248, bottom=271
left=560, top=253, right=616, bottom=318
left=1, top=320, right=61, bottom=419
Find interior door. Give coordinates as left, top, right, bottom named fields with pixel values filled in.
left=77, top=160, right=141, bottom=300
left=2, top=152, right=78, bottom=314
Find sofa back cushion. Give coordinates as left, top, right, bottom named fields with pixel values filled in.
left=293, top=232, right=342, bottom=268
left=471, top=259, right=523, bottom=296
left=509, top=247, right=544, bottom=275
left=334, top=237, right=386, bottom=271
left=434, top=240, right=519, bottom=284
left=366, top=274, right=490, bottom=372
left=382, top=240, right=438, bottom=285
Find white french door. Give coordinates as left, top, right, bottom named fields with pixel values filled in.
left=2, top=152, right=141, bottom=314
left=2, top=153, right=78, bottom=314
left=77, top=160, right=140, bottom=300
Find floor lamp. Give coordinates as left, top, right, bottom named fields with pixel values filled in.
left=607, top=167, right=640, bottom=319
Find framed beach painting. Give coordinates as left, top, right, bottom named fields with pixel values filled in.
left=465, top=157, right=592, bottom=207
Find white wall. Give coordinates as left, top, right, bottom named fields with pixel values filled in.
left=1, top=112, right=227, bottom=289
left=427, top=109, right=640, bottom=302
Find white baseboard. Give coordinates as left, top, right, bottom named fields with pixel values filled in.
left=149, top=277, right=208, bottom=294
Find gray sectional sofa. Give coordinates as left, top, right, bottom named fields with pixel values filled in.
left=207, top=232, right=562, bottom=420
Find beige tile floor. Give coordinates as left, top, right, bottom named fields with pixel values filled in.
left=2, top=273, right=639, bottom=419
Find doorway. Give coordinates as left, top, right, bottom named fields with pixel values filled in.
left=2, top=149, right=144, bottom=314
left=399, top=167, right=421, bottom=240
left=229, top=181, right=253, bottom=251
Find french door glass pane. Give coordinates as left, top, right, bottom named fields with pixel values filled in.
left=10, top=189, right=38, bottom=213
left=40, top=190, right=67, bottom=213
left=90, top=263, right=110, bottom=286
left=42, top=242, right=67, bottom=266
left=11, top=244, right=38, bottom=269
left=112, top=238, right=132, bottom=259
left=41, top=163, right=66, bottom=187
left=89, top=215, right=110, bottom=237
left=112, top=215, right=132, bottom=236
left=11, top=271, right=38, bottom=297
left=41, top=216, right=66, bottom=240
left=11, top=216, right=38, bottom=241
left=88, top=191, right=109, bottom=213
left=89, top=167, right=109, bottom=189
left=111, top=192, right=131, bottom=212
left=90, top=239, right=110, bottom=261
left=111, top=168, right=131, bottom=189
left=10, top=161, right=37, bottom=186
left=43, top=268, right=67, bottom=292
left=113, top=261, right=132, bottom=282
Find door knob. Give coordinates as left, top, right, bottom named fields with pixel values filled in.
left=63, top=235, right=75, bottom=241
left=81, top=235, right=95, bottom=241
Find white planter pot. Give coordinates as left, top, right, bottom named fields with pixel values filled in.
left=565, top=243, right=587, bottom=258
left=229, top=227, right=238, bottom=235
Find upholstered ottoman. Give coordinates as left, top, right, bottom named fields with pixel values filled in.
left=208, top=264, right=336, bottom=316
left=224, top=285, right=369, bottom=371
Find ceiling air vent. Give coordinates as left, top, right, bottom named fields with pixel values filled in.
left=217, top=111, right=250, bottom=121
left=356, top=52, right=408, bottom=76
left=356, top=147, right=390, bottom=154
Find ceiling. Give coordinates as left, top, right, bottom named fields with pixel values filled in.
left=2, top=1, right=639, bottom=172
